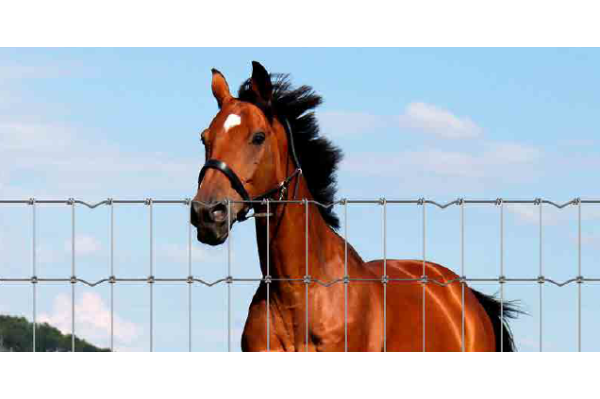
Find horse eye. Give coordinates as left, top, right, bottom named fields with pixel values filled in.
left=251, top=132, right=266, bottom=145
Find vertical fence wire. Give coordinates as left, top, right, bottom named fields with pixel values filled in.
left=382, top=198, right=387, bottom=352
left=460, top=199, right=465, bottom=352
left=188, top=200, right=193, bottom=352
left=422, top=200, right=426, bottom=352
left=31, top=199, right=36, bottom=352
left=577, top=200, right=582, bottom=352
left=71, top=200, right=76, bottom=352
left=500, top=200, right=504, bottom=352
left=227, top=199, right=232, bottom=352
left=149, top=199, right=154, bottom=352
left=305, top=199, right=309, bottom=352
left=344, top=200, right=348, bottom=352
left=109, top=200, right=114, bottom=352
left=266, top=200, right=270, bottom=352
left=539, top=200, right=543, bottom=352
left=6, top=196, right=596, bottom=353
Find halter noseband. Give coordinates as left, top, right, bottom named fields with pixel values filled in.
left=197, top=117, right=302, bottom=222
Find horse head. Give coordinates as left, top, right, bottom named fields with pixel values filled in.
left=191, top=62, right=295, bottom=245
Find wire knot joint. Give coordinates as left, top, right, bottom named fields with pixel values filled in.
left=537, top=275, right=545, bottom=284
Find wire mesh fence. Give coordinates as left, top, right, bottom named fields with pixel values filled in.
left=0, top=197, right=598, bottom=352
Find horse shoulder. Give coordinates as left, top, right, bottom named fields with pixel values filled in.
left=242, top=284, right=288, bottom=351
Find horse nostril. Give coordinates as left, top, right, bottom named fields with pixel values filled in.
left=211, top=202, right=228, bottom=223
left=190, top=201, right=228, bottom=225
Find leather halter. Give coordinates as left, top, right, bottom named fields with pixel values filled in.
left=197, top=117, right=302, bottom=222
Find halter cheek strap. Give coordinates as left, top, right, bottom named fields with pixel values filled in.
left=197, top=117, right=302, bottom=222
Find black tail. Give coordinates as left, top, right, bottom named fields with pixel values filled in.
left=471, top=289, right=522, bottom=352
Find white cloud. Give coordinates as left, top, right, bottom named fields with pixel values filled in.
left=343, top=141, right=541, bottom=180
left=64, top=234, right=102, bottom=256
left=0, top=119, right=201, bottom=199
left=399, top=102, right=483, bottom=139
left=0, top=76, right=202, bottom=200
left=38, top=292, right=140, bottom=348
left=319, top=102, right=482, bottom=140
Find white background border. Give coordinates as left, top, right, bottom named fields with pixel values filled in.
left=1, top=0, right=599, bottom=46
left=1, top=1, right=599, bottom=396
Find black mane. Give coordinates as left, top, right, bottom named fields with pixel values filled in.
left=238, top=74, right=343, bottom=229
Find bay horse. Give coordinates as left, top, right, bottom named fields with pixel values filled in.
left=191, top=61, right=519, bottom=351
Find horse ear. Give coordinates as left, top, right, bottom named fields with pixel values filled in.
left=211, top=68, right=232, bottom=108
left=250, top=61, right=272, bottom=105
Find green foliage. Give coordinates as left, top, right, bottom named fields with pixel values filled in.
left=0, top=315, right=110, bottom=352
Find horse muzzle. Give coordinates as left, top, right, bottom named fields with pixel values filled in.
left=191, top=201, right=234, bottom=245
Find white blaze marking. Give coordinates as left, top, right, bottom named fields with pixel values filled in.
left=223, top=114, right=241, bottom=132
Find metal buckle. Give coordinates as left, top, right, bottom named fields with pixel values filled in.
left=278, top=185, right=287, bottom=201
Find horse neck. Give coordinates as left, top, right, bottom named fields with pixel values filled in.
left=254, top=177, right=341, bottom=280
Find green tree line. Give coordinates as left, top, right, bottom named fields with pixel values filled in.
left=0, top=315, right=110, bottom=352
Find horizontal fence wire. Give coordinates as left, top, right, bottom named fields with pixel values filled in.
left=0, top=197, right=595, bottom=288
left=0, top=197, right=596, bottom=351
left=0, top=276, right=597, bottom=286
left=2, top=198, right=600, bottom=207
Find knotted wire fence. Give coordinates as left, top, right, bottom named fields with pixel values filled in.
left=0, top=197, right=597, bottom=352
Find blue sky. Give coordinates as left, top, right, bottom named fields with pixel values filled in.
left=1, top=48, right=600, bottom=351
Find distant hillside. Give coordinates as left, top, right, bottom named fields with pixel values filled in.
left=0, top=315, right=110, bottom=352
